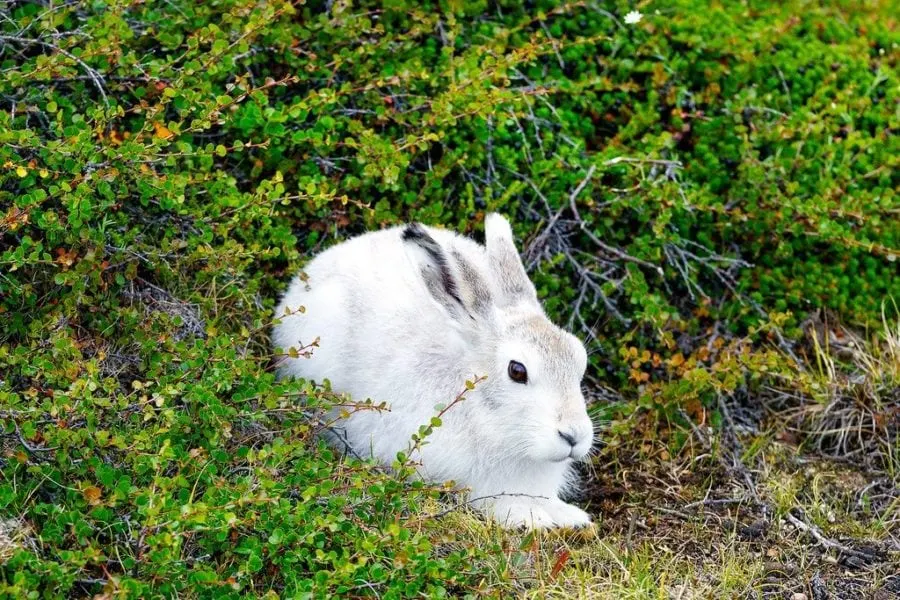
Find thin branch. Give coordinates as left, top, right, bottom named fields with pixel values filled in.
left=603, top=156, right=682, bottom=168
left=13, top=422, right=59, bottom=455
left=577, top=223, right=664, bottom=276
left=784, top=510, right=883, bottom=563
left=528, top=165, right=596, bottom=260
left=0, top=34, right=110, bottom=107
left=567, top=164, right=596, bottom=221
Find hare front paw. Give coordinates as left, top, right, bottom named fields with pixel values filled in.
left=491, top=499, right=592, bottom=529
left=548, top=500, right=592, bottom=529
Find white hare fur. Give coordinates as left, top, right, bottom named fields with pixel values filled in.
left=272, top=213, right=594, bottom=529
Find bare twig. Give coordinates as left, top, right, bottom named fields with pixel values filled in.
left=13, top=422, right=58, bottom=455
left=683, top=497, right=751, bottom=510
left=0, top=34, right=110, bottom=107
left=603, top=156, right=682, bottom=168
left=567, top=164, right=596, bottom=222
left=717, top=395, right=762, bottom=506
left=527, top=165, right=596, bottom=260
left=784, top=510, right=883, bottom=563
left=577, top=223, right=663, bottom=275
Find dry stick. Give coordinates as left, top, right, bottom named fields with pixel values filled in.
left=564, top=254, right=630, bottom=325
left=523, top=162, right=662, bottom=282
left=624, top=510, right=639, bottom=550
left=323, top=424, right=369, bottom=463
left=567, top=164, right=597, bottom=220
left=783, top=511, right=882, bottom=563
left=526, top=165, right=596, bottom=261
left=652, top=505, right=695, bottom=521
left=602, top=156, right=682, bottom=168
left=716, top=396, right=764, bottom=508
left=14, top=422, right=58, bottom=454
left=0, top=34, right=109, bottom=107
left=683, top=497, right=750, bottom=510
left=579, top=225, right=664, bottom=275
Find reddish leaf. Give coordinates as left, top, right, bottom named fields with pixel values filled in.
left=550, top=549, right=570, bottom=580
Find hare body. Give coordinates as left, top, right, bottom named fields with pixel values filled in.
left=273, top=214, right=594, bottom=528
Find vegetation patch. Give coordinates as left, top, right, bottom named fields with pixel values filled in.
left=1, top=0, right=897, bottom=597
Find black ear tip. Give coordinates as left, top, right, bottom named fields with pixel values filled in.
left=402, top=223, right=427, bottom=241
left=401, top=221, right=466, bottom=311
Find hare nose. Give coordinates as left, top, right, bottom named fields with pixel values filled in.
left=558, top=430, right=578, bottom=447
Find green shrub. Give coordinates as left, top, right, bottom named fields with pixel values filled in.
left=1, top=0, right=896, bottom=596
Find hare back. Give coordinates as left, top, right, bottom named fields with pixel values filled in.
left=272, top=224, right=488, bottom=422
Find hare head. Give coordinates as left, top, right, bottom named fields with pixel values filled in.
left=479, top=214, right=593, bottom=464
left=404, top=213, right=594, bottom=465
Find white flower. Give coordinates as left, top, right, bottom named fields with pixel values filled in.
left=624, top=10, right=643, bottom=25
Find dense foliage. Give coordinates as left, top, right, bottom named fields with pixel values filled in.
left=1, top=0, right=897, bottom=597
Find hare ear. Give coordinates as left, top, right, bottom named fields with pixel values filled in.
left=403, top=223, right=491, bottom=321
left=484, top=213, right=539, bottom=309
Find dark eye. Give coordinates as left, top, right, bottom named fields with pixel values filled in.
left=507, top=360, right=528, bottom=384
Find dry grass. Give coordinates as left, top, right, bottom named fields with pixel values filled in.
left=769, top=308, right=900, bottom=474
left=0, top=518, right=36, bottom=564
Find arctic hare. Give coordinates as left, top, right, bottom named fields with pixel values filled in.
left=272, top=213, right=594, bottom=528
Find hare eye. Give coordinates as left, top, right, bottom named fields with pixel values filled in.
left=507, top=360, right=528, bottom=384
